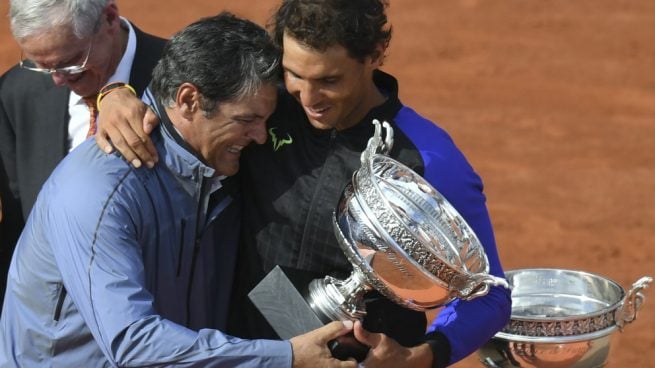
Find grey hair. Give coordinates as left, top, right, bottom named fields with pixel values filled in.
left=9, top=0, right=108, bottom=41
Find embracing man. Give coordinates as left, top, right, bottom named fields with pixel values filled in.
left=1, top=12, right=356, bottom=368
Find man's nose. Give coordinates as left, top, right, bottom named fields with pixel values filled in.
left=298, top=81, right=321, bottom=107
left=50, top=72, right=70, bottom=86
left=248, top=120, right=268, bottom=145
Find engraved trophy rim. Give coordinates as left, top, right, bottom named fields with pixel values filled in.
left=479, top=268, right=651, bottom=368
left=494, top=268, right=652, bottom=343
left=359, top=153, right=490, bottom=274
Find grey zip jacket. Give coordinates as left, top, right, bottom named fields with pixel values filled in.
left=0, top=112, right=291, bottom=367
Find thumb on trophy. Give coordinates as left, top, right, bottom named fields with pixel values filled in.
left=322, top=320, right=355, bottom=342
left=352, top=320, right=380, bottom=350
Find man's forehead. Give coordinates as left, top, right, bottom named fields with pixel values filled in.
left=281, top=31, right=336, bottom=54
left=282, top=38, right=355, bottom=77
left=220, top=84, right=278, bottom=114
left=17, top=25, right=80, bottom=58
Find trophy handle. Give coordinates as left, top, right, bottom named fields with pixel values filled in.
left=455, top=274, right=511, bottom=301
left=361, top=119, right=394, bottom=166
left=615, top=276, right=652, bottom=331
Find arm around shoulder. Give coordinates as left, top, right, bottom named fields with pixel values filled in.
left=95, top=85, right=160, bottom=168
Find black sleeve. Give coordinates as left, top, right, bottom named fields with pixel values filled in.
left=423, top=331, right=452, bottom=368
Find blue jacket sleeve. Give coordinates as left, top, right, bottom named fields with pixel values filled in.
left=395, top=108, right=512, bottom=366
left=47, top=163, right=292, bottom=367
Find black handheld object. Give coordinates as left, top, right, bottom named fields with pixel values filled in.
left=328, top=332, right=370, bottom=362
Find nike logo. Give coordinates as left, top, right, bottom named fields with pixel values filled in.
left=269, top=127, right=293, bottom=151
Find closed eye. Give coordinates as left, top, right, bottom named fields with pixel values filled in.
left=285, top=69, right=339, bottom=85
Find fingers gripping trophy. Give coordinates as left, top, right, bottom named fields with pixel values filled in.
left=250, top=119, right=510, bottom=361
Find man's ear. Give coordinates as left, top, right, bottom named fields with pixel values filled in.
left=175, top=83, right=201, bottom=121
left=369, top=42, right=387, bottom=68
left=103, top=0, right=121, bottom=31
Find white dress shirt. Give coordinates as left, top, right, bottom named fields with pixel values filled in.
left=67, top=17, right=137, bottom=151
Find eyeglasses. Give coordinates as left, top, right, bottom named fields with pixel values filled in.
left=19, top=38, right=94, bottom=75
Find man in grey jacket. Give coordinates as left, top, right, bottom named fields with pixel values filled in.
left=0, top=12, right=355, bottom=368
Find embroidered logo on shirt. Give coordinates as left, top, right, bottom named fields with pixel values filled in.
left=268, top=127, right=293, bottom=151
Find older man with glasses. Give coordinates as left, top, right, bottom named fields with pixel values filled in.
left=0, top=0, right=166, bottom=309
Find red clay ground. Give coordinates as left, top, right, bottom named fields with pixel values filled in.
left=1, top=1, right=653, bottom=366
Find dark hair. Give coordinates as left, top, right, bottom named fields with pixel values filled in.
left=151, top=12, right=281, bottom=114
left=270, top=0, right=392, bottom=62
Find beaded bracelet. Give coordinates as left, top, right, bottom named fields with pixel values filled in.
left=96, top=82, right=137, bottom=112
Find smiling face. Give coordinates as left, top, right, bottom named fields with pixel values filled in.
left=16, top=3, right=124, bottom=97
left=282, top=32, right=386, bottom=131
left=183, top=83, right=277, bottom=177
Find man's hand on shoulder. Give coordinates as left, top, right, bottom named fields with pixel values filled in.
left=95, top=87, right=160, bottom=168
left=352, top=321, right=434, bottom=368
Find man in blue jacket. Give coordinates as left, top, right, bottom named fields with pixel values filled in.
left=0, top=12, right=355, bottom=368
left=96, top=1, right=512, bottom=367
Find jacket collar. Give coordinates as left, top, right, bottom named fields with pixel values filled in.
left=149, top=97, right=218, bottom=182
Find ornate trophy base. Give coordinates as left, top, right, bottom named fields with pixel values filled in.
left=248, top=266, right=369, bottom=361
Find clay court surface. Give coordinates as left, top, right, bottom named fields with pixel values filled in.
left=1, top=1, right=654, bottom=366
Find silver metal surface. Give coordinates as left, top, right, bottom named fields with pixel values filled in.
left=307, top=120, right=509, bottom=320
left=478, top=268, right=652, bottom=367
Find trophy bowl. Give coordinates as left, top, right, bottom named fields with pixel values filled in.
left=307, top=120, right=508, bottom=322
left=478, top=268, right=652, bottom=368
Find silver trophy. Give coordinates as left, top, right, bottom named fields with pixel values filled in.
left=478, top=268, right=652, bottom=368
left=250, top=120, right=509, bottom=359
left=307, top=119, right=508, bottom=319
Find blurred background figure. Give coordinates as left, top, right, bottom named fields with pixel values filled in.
left=0, top=0, right=166, bottom=307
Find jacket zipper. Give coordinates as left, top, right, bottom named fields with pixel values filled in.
left=176, top=219, right=187, bottom=277
left=185, top=170, right=207, bottom=324
left=298, top=129, right=339, bottom=266
left=53, top=284, right=67, bottom=322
